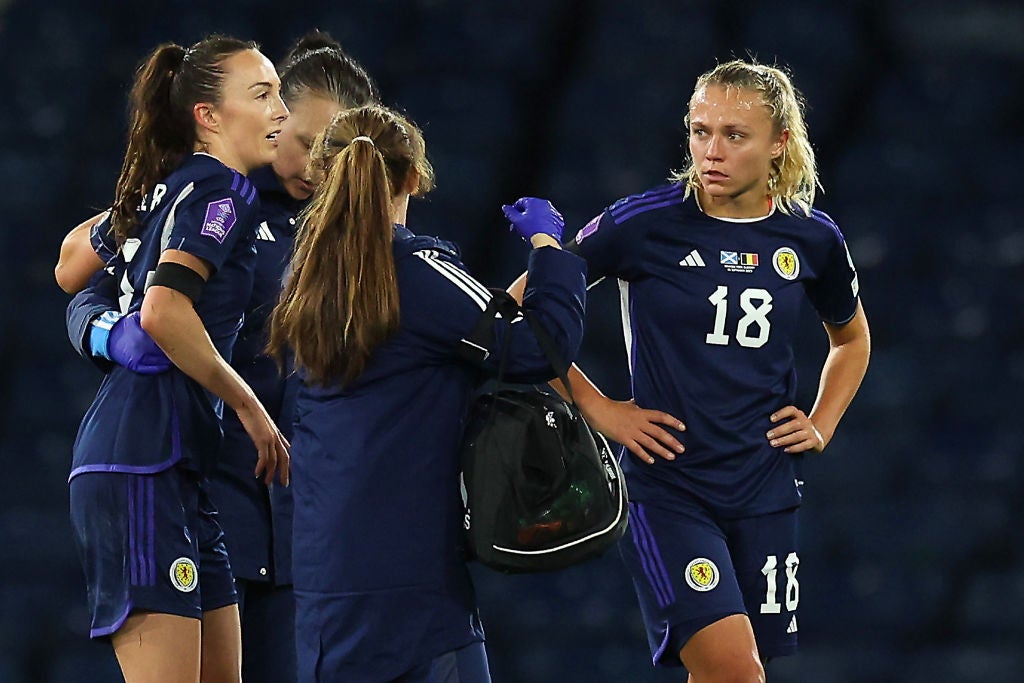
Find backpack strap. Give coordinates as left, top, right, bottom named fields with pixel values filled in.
left=457, top=289, right=521, bottom=365
left=520, top=306, right=577, bottom=404
left=456, top=288, right=578, bottom=404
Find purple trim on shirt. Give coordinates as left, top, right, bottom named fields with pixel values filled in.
left=608, top=185, right=680, bottom=219
left=810, top=208, right=843, bottom=239
left=230, top=172, right=241, bottom=193
left=615, top=195, right=685, bottom=224
left=245, top=182, right=258, bottom=205
left=68, top=456, right=181, bottom=480
left=631, top=503, right=675, bottom=608
left=90, top=600, right=133, bottom=639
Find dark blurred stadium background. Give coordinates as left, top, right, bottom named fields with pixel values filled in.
left=2, top=0, right=1022, bottom=681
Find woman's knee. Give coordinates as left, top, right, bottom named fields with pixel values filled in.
left=679, top=614, right=765, bottom=683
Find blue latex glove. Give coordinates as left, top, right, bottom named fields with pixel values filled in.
left=89, top=310, right=172, bottom=375
left=501, top=197, right=564, bottom=243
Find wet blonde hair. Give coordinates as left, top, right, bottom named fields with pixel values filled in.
left=672, top=59, right=819, bottom=215
left=267, top=104, right=434, bottom=387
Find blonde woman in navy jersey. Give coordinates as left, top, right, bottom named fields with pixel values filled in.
left=54, top=36, right=290, bottom=683
left=509, top=59, right=870, bottom=681
left=62, top=31, right=378, bottom=683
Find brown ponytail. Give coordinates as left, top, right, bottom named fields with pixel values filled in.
left=268, top=105, right=435, bottom=387
left=109, top=35, right=257, bottom=245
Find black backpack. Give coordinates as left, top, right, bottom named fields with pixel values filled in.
left=457, top=290, right=628, bottom=573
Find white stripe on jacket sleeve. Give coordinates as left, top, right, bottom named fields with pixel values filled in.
left=413, top=249, right=491, bottom=311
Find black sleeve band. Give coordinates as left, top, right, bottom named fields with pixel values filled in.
left=148, top=261, right=206, bottom=303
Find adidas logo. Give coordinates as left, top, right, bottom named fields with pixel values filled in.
left=678, top=249, right=705, bottom=267
left=256, top=221, right=276, bottom=242
left=786, top=615, right=798, bottom=634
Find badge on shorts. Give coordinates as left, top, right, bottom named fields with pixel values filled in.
left=684, top=557, right=720, bottom=592
left=201, top=198, right=236, bottom=244
left=170, top=557, right=198, bottom=593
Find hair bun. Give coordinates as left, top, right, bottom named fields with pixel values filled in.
left=286, top=29, right=344, bottom=62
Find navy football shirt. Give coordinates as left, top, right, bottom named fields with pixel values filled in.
left=70, top=163, right=296, bottom=582
left=71, top=153, right=261, bottom=477
left=570, top=184, right=859, bottom=518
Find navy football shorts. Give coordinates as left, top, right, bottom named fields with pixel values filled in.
left=618, top=497, right=799, bottom=666
left=69, top=467, right=237, bottom=638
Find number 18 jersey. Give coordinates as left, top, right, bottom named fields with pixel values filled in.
left=570, top=184, right=860, bottom=518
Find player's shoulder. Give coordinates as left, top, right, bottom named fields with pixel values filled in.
left=808, top=207, right=843, bottom=236
left=574, top=183, right=690, bottom=248
left=604, top=182, right=687, bottom=225
left=176, top=154, right=260, bottom=209
left=774, top=203, right=846, bottom=242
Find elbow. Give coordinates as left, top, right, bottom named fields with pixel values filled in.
left=139, top=297, right=170, bottom=342
left=54, top=264, right=75, bottom=294
left=556, top=317, right=586, bottom=367
left=853, top=323, right=872, bottom=367
left=54, top=262, right=85, bottom=294
left=555, top=330, right=584, bottom=369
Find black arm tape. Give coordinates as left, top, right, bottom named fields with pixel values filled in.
left=148, top=261, right=206, bottom=303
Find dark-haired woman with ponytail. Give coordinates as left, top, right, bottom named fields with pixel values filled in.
left=58, top=36, right=290, bottom=683
left=60, top=30, right=378, bottom=682
left=267, top=104, right=588, bottom=682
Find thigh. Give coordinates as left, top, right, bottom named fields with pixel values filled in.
left=617, top=500, right=747, bottom=667
left=201, top=604, right=241, bottom=683
left=394, top=642, right=491, bottom=683
left=680, top=614, right=765, bottom=682
left=725, top=507, right=800, bottom=659
left=111, top=611, right=201, bottom=683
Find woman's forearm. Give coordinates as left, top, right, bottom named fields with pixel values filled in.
left=809, top=303, right=871, bottom=445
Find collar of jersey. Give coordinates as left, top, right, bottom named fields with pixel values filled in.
left=695, top=193, right=778, bottom=223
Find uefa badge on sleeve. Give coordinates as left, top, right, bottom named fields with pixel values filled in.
left=200, top=198, right=237, bottom=244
